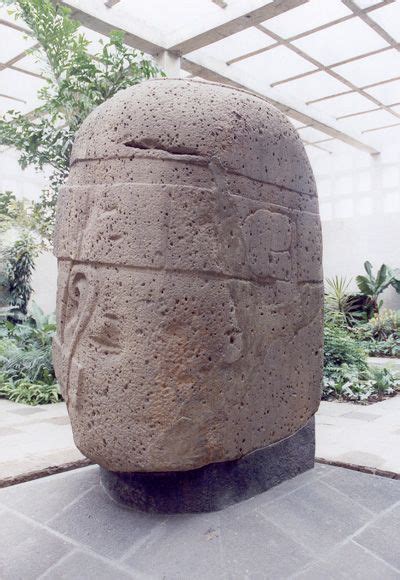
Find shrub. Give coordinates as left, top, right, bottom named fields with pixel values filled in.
left=353, top=309, right=400, bottom=358
left=0, top=304, right=61, bottom=405
left=0, top=378, right=61, bottom=405
left=323, top=315, right=400, bottom=402
left=5, top=234, right=37, bottom=317
left=365, top=337, right=400, bottom=358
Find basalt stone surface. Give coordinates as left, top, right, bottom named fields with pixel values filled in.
left=53, top=78, right=323, bottom=474
left=100, top=418, right=315, bottom=513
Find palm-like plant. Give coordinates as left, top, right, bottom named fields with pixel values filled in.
left=355, top=261, right=394, bottom=314
left=325, top=276, right=356, bottom=326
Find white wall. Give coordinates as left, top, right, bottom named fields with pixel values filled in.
left=308, top=140, right=400, bottom=310
left=0, top=149, right=57, bottom=314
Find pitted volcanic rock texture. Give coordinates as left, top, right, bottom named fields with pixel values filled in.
left=53, top=79, right=323, bottom=472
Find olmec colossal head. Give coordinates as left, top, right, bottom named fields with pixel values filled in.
left=53, top=79, right=323, bottom=473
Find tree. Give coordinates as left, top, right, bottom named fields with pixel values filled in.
left=0, top=0, right=163, bottom=243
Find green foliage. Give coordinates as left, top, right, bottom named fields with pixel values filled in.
left=0, top=190, right=46, bottom=247
left=358, top=309, right=399, bottom=341
left=0, top=303, right=60, bottom=405
left=323, top=316, right=400, bottom=402
left=391, top=271, right=400, bottom=294
left=324, top=322, right=368, bottom=375
left=365, top=337, right=400, bottom=358
left=0, top=378, right=61, bottom=405
left=325, top=276, right=360, bottom=325
left=5, top=234, right=38, bottom=316
left=353, top=309, right=400, bottom=358
left=355, top=261, right=394, bottom=314
left=0, top=0, right=163, bottom=242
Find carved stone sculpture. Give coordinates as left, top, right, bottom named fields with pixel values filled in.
left=53, top=79, right=323, bottom=512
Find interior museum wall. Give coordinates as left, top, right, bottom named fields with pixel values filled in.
left=0, top=149, right=57, bottom=314
left=1, top=139, right=399, bottom=314
left=308, top=141, right=400, bottom=311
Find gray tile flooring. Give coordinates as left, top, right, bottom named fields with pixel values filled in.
left=0, top=464, right=399, bottom=579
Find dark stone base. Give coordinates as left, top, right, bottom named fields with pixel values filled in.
left=100, top=417, right=315, bottom=513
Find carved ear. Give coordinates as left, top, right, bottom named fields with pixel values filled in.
left=63, top=271, right=89, bottom=341
left=63, top=267, right=98, bottom=351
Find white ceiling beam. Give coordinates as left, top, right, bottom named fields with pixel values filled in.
left=182, top=52, right=379, bottom=154
left=104, top=0, right=121, bottom=7
left=155, top=51, right=181, bottom=77
left=57, top=0, right=167, bottom=55
left=53, top=0, right=379, bottom=154
left=167, top=0, right=307, bottom=55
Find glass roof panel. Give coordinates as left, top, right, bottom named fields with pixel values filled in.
left=280, top=71, right=349, bottom=101
left=353, top=0, right=384, bottom=7
left=231, top=45, right=317, bottom=85
left=313, top=92, right=376, bottom=117
left=260, top=0, right=352, bottom=39
left=186, top=27, right=275, bottom=63
left=0, top=68, right=45, bottom=111
left=0, top=94, right=31, bottom=115
left=79, top=26, right=112, bottom=54
left=99, top=0, right=227, bottom=36
left=337, top=109, right=399, bottom=133
left=332, top=49, right=400, bottom=86
left=0, top=5, right=30, bottom=28
left=292, top=18, right=388, bottom=66
left=0, top=23, right=35, bottom=61
left=14, top=52, right=47, bottom=75
left=369, top=1, right=400, bottom=42
left=365, top=79, right=400, bottom=105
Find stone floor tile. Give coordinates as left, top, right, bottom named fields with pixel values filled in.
left=260, top=479, right=371, bottom=557
left=48, top=484, right=165, bottom=559
left=124, top=513, right=226, bottom=579
left=7, top=406, right=45, bottom=416
left=341, top=411, right=381, bottom=422
left=0, top=509, right=73, bottom=580
left=294, top=540, right=400, bottom=579
left=322, top=467, right=400, bottom=513
left=0, top=466, right=99, bottom=523
left=317, top=402, right=351, bottom=417
left=41, top=549, right=136, bottom=580
left=0, top=426, right=21, bottom=437
left=43, top=416, right=71, bottom=426
left=217, top=465, right=334, bottom=522
left=354, top=503, right=400, bottom=570
left=220, top=510, right=313, bottom=579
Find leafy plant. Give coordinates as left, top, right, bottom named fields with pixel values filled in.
left=355, top=261, right=394, bottom=314
left=368, top=367, right=399, bottom=398
left=365, top=337, right=400, bottom=358
left=5, top=233, right=38, bottom=316
left=352, top=309, right=400, bottom=358
left=325, top=276, right=359, bottom=325
left=0, top=0, right=163, bottom=242
left=0, top=379, right=61, bottom=405
left=392, top=274, right=400, bottom=294
left=323, top=315, right=400, bottom=402
left=0, top=304, right=60, bottom=405
left=324, top=322, right=368, bottom=373
left=360, top=310, right=399, bottom=341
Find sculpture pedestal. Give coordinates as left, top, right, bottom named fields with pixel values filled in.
left=100, top=418, right=315, bottom=514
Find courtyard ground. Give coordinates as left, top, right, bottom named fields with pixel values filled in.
left=1, top=462, right=399, bottom=579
